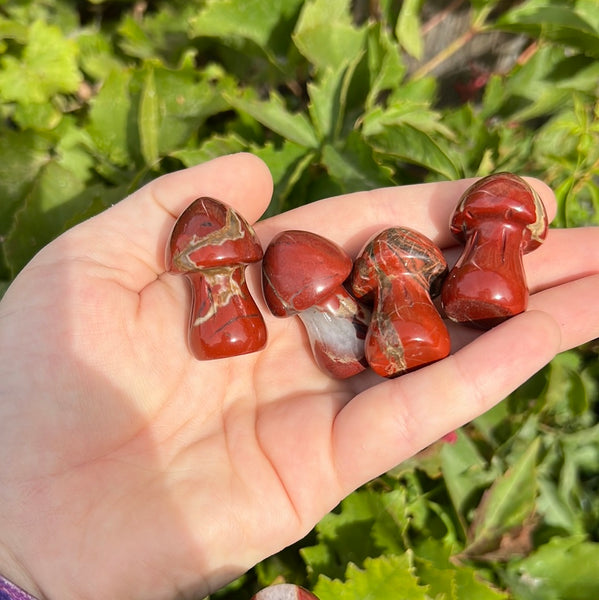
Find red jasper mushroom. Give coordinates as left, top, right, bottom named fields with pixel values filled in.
left=251, top=584, right=319, bottom=600
left=262, top=230, right=370, bottom=379
left=351, top=226, right=450, bottom=378
left=166, top=196, right=267, bottom=360
left=441, top=172, right=548, bottom=329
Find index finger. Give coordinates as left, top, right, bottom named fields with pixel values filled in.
left=60, top=153, right=274, bottom=291
left=257, top=176, right=557, bottom=256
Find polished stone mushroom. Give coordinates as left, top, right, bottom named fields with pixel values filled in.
left=351, top=226, right=450, bottom=378
left=441, top=172, right=548, bottom=328
left=166, top=196, right=267, bottom=360
left=262, top=230, right=370, bottom=378
left=251, top=584, right=319, bottom=600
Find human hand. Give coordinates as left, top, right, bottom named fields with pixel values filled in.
left=0, top=153, right=597, bottom=600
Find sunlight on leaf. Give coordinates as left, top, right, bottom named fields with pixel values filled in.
left=225, top=89, right=319, bottom=148
left=314, top=553, right=429, bottom=600
left=293, top=0, right=366, bottom=72
left=0, top=20, right=81, bottom=103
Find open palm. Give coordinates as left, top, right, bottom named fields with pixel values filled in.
left=1, top=153, right=598, bottom=600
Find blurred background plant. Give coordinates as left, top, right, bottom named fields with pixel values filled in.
left=0, top=0, right=597, bottom=598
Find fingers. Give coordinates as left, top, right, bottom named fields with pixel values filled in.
left=256, top=176, right=557, bottom=256
left=528, top=273, right=599, bottom=352
left=58, top=154, right=558, bottom=298
left=332, top=310, right=562, bottom=494
left=525, top=227, right=599, bottom=292
left=443, top=227, right=599, bottom=353
left=139, top=152, right=274, bottom=224
left=72, top=153, right=274, bottom=287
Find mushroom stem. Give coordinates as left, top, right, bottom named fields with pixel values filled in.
left=186, top=265, right=266, bottom=360
left=297, top=287, right=370, bottom=379
left=364, top=275, right=450, bottom=377
left=441, top=222, right=528, bottom=328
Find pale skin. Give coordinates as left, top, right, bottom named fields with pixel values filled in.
left=0, top=153, right=598, bottom=600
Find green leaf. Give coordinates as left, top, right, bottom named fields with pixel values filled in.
left=576, top=0, right=599, bottom=31
left=453, top=567, right=509, bottom=600
left=4, top=161, right=87, bottom=275
left=507, top=536, right=599, bottom=600
left=482, top=46, right=599, bottom=123
left=567, top=180, right=599, bottom=227
left=189, top=0, right=303, bottom=59
left=12, top=101, right=62, bottom=131
left=145, top=58, right=232, bottom=157
left=86, top=68, right=134, bottom=167
left=53, top=116, right=96, bottom=184
left=225, top=89, right=319, bottom=148
left=314, top=554, right=429, bottom=600
left=414, top=555, right=458, bottom=600
left=441, top=430, right=499, bottom=523
left=369, top=488, right=410, bottom=556
left=365, top=23, right=407, bottom=110
left=253, top=141, right=315, bottom=217
left=366, top=122, right=461, bottom=179
left=362, top=100, right=456, bottom=141
left=0, top=20, right=81, bottom=104
left=293, top=0, right=366, bottom=72
left=321, top=132, right=395, bottom=193
left=77, top=29, right=124, bottom=81
left=538, top=424, right=599, bottom=537
left=495, top=1, right=599, bottom=58
left=0, top=130, right=50, bottom=234
left=171, top=133, right=247, bottom=167
left=536, top=477, right=581, bottom=534
left=465, top=438, right=540, bottom=556
left=0, top=16, right=28, bottom=43
left=301, top=490, right=384, bottom=582
left=416, top=540, right=509, bottom=600
left=542, top=350, right=592, bottom=422
left=139, top=66, right=160, bottom=166
left=307, top=53, right=363, bottom=142
left=395, top=0, right=424, bottom=59
left=117, top=14, right=156, bottom=59
left=361, top=85, right=460, bottom=179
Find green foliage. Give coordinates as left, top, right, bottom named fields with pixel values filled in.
left=1, top=1, right=598, bottom=598
left=222, top=346, right=598, bottom=599
left=1, top=0, right=598, bottom=281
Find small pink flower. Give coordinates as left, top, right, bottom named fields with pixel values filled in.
left=441, top=431, right=458, bottom=444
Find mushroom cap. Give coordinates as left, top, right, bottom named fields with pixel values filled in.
left=351, top=226, right=448, bottom=299
left=450, top=173, right=548, bottom=252
left=251, top=584, right=319, bottom=600
left=166, top=197, right=263, bottom=273
left=262, top=230, right=352, bottom=317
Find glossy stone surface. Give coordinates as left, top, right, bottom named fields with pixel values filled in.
left=441, top=172, right=548, bottom=329
left=351, top=227, right=450, bottom=378
left=251, top=584, right=319, bottom=600
left=166, top=197, right=267, bottom=360
left=262, top=230, right=369, bottom=378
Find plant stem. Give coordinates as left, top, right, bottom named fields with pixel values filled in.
left=421, top=0, right=466, bottom=35
left=410, top=7, right=492, bottom=81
